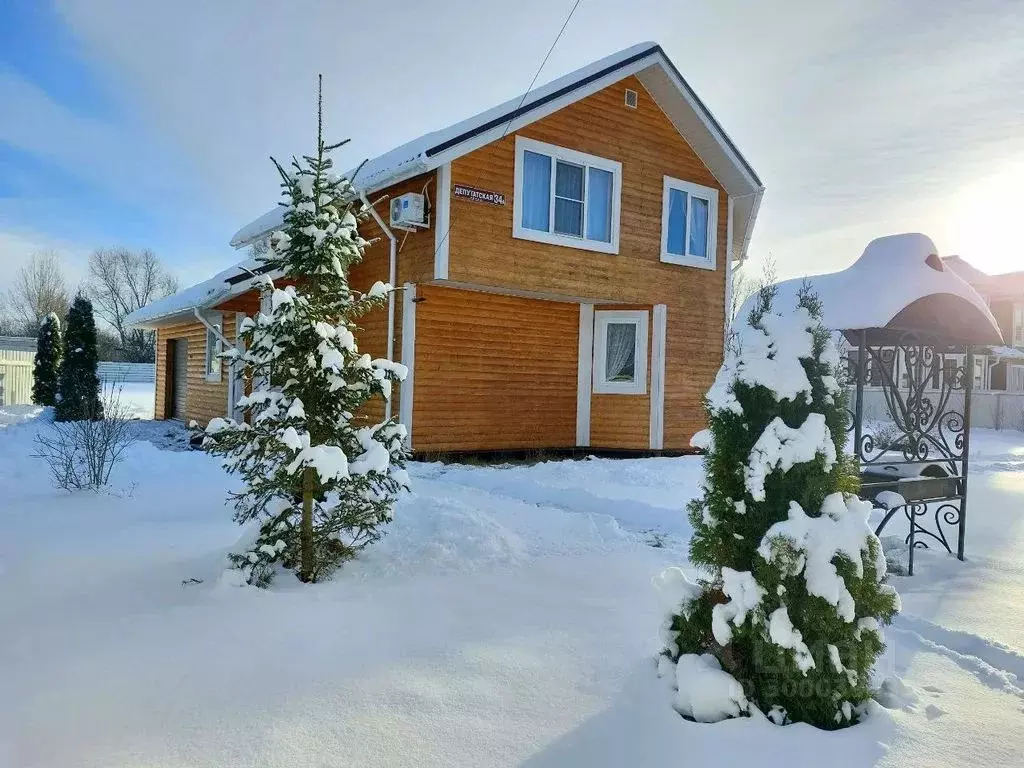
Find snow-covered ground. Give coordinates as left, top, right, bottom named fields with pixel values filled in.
left=104, top=380, right=156, bottom=420
left=1, top=404, right=1023, bottom=766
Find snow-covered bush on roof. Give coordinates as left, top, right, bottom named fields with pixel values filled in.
left=197, top=81, right=408, bottom=586
left=656, top=282, right=899, bottom=729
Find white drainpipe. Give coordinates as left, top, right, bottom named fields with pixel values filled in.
left=193, top=307, right=231, bottom=348
left=359, top=191, right=398, bottom=421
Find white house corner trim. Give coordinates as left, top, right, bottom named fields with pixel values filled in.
left=650, top=304, right=667, bottom=450
left=724, top=195, right=735, bottom=346
left=399, top=283, right=417, bottom=449
left=433, top=163, right=451, bottom=280
left=576, top=304, right=594, bottom=447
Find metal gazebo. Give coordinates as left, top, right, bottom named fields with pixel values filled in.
left=768, top=234, right=1004, bottom=574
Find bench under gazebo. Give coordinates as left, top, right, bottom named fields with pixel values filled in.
left=765, top=233, right=1004, bottom=574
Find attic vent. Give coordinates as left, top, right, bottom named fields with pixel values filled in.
left=624, top=88, right=638, bottom=109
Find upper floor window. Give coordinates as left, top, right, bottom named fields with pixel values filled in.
left=660, top=176, right=718, bottom=269
left=1014, top=304, right=1024, bottom=347
left=513, top=136, right=621, bottom=255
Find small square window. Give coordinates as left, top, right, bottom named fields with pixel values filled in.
left=660, top=176, right=718, bottom=269
left=593, top=310, right=648, bottom=395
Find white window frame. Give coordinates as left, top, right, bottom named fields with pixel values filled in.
left=660, top=175, right=719, bottom=269
left=1013, top=303, right=1024, bottom=347
left=593, top=310, right=648, bottom=395
left=512, top=135, right=622, bottom=255
left=205, top=312, right=224, bottom=382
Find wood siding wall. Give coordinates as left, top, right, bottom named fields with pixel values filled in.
left=446, top=74, right=727, bottom=448
left=154, top=314, right=236, bottom=426
left=412, top=285, right=579, bottom=452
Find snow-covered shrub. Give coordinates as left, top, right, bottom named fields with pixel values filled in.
left=198, top=85, right=408, bottom=586
left=34, top=384, right=135, bottom=490
left=657, top=283, right=900, bottom=729
left=32, top=313, right=63, bottom=406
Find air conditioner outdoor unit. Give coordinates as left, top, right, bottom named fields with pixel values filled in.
left=389, top=192, right=428, bottom=231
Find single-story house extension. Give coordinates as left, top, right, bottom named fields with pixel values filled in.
left=126, top=41, right=764, bottom=453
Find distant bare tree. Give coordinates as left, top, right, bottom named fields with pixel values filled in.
left=727, top=255, right=777, bottom=354
left=729, top=255, right=777, bottom=325
left=86, top=248, right=178, bottom=362
left=5, top=251, right=70, bottom=335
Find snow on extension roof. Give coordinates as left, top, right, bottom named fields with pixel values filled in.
left=988, top=345, right=1024, bottom=360
left=740, top=233, right=1003, bottom=345
left=229, top=41, right=763, bottom=252
left=124, top=258, right=262, bottom=329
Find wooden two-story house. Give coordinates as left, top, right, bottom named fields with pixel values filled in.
left=126, top=42, right=764, bottom=453
left=944, top=255, right=1024, bottom=391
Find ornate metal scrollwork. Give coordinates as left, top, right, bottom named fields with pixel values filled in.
left=849, top=330, right=974, bottom=575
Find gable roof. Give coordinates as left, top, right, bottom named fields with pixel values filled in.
left=229, top=42, right=764, bottom=259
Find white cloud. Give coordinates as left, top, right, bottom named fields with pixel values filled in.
left=0, top=229, right=91, bottom=296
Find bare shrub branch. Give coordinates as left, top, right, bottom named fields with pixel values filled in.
left=33, top=383, right=136, bottom=491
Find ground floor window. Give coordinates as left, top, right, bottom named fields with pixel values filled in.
left=205, top=313, right=224, bottom=382
left=593, top=310, right=648, bottom=394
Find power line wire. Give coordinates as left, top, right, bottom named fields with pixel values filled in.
left=430, top=0, right=583, bottom=263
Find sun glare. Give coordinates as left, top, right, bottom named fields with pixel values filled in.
left=944, top=159, right=1024, bottom=275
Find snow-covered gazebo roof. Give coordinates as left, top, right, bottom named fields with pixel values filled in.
left=744, top=233, right=1003, bottom=346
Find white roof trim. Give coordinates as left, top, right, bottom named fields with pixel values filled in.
left=124, top=258, right=273, bottom=329
left=229, top=42, right=762, bottom=251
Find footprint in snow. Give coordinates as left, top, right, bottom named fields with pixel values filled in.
left=925, top=704, right=946, bottom=720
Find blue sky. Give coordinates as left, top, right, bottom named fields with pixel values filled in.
left=1, top=0, right=1022, bottom=296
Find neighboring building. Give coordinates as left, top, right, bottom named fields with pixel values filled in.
left=944, top=256, right=1024, bottom=392
left=125, top=42, right=764, bottom=453
left=0, top=336, right=37, bottom=406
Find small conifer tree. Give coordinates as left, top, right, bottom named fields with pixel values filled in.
left=55, top=295, right=103, bottom=422
left=32, top=313, right=63, bottom=406
left=198, top=78, right=408, bottom=586
left=658, top=283, right=900, bottom=728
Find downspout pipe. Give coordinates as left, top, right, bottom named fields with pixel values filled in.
left=360, top=191, right=398, bottom=421
left=193, top=307, right=231, bottom=349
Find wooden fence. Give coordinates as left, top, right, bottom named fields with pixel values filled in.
left=97, top=362, right=156, bottom=383
left=0, top=337, right=36, bottom=406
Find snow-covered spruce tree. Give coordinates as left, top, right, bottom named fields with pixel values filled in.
left=656, top=283, right=899, bottom=728
left=32, top=313, right=63, bottom=406
left=198, top=80, right=409, bottom=586
left=55, top=295, right=103, bottom=422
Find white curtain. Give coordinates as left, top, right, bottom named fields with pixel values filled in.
left=605, top=323, right=636, bottom=381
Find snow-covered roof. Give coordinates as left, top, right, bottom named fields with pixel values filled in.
left=229, top=41, right=764, bottom=257
left=124, top=258, right=262, bottom=329
left=741, top=233, right=1003, bottom=345
left=988, top=345, right=1024, bottom=360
